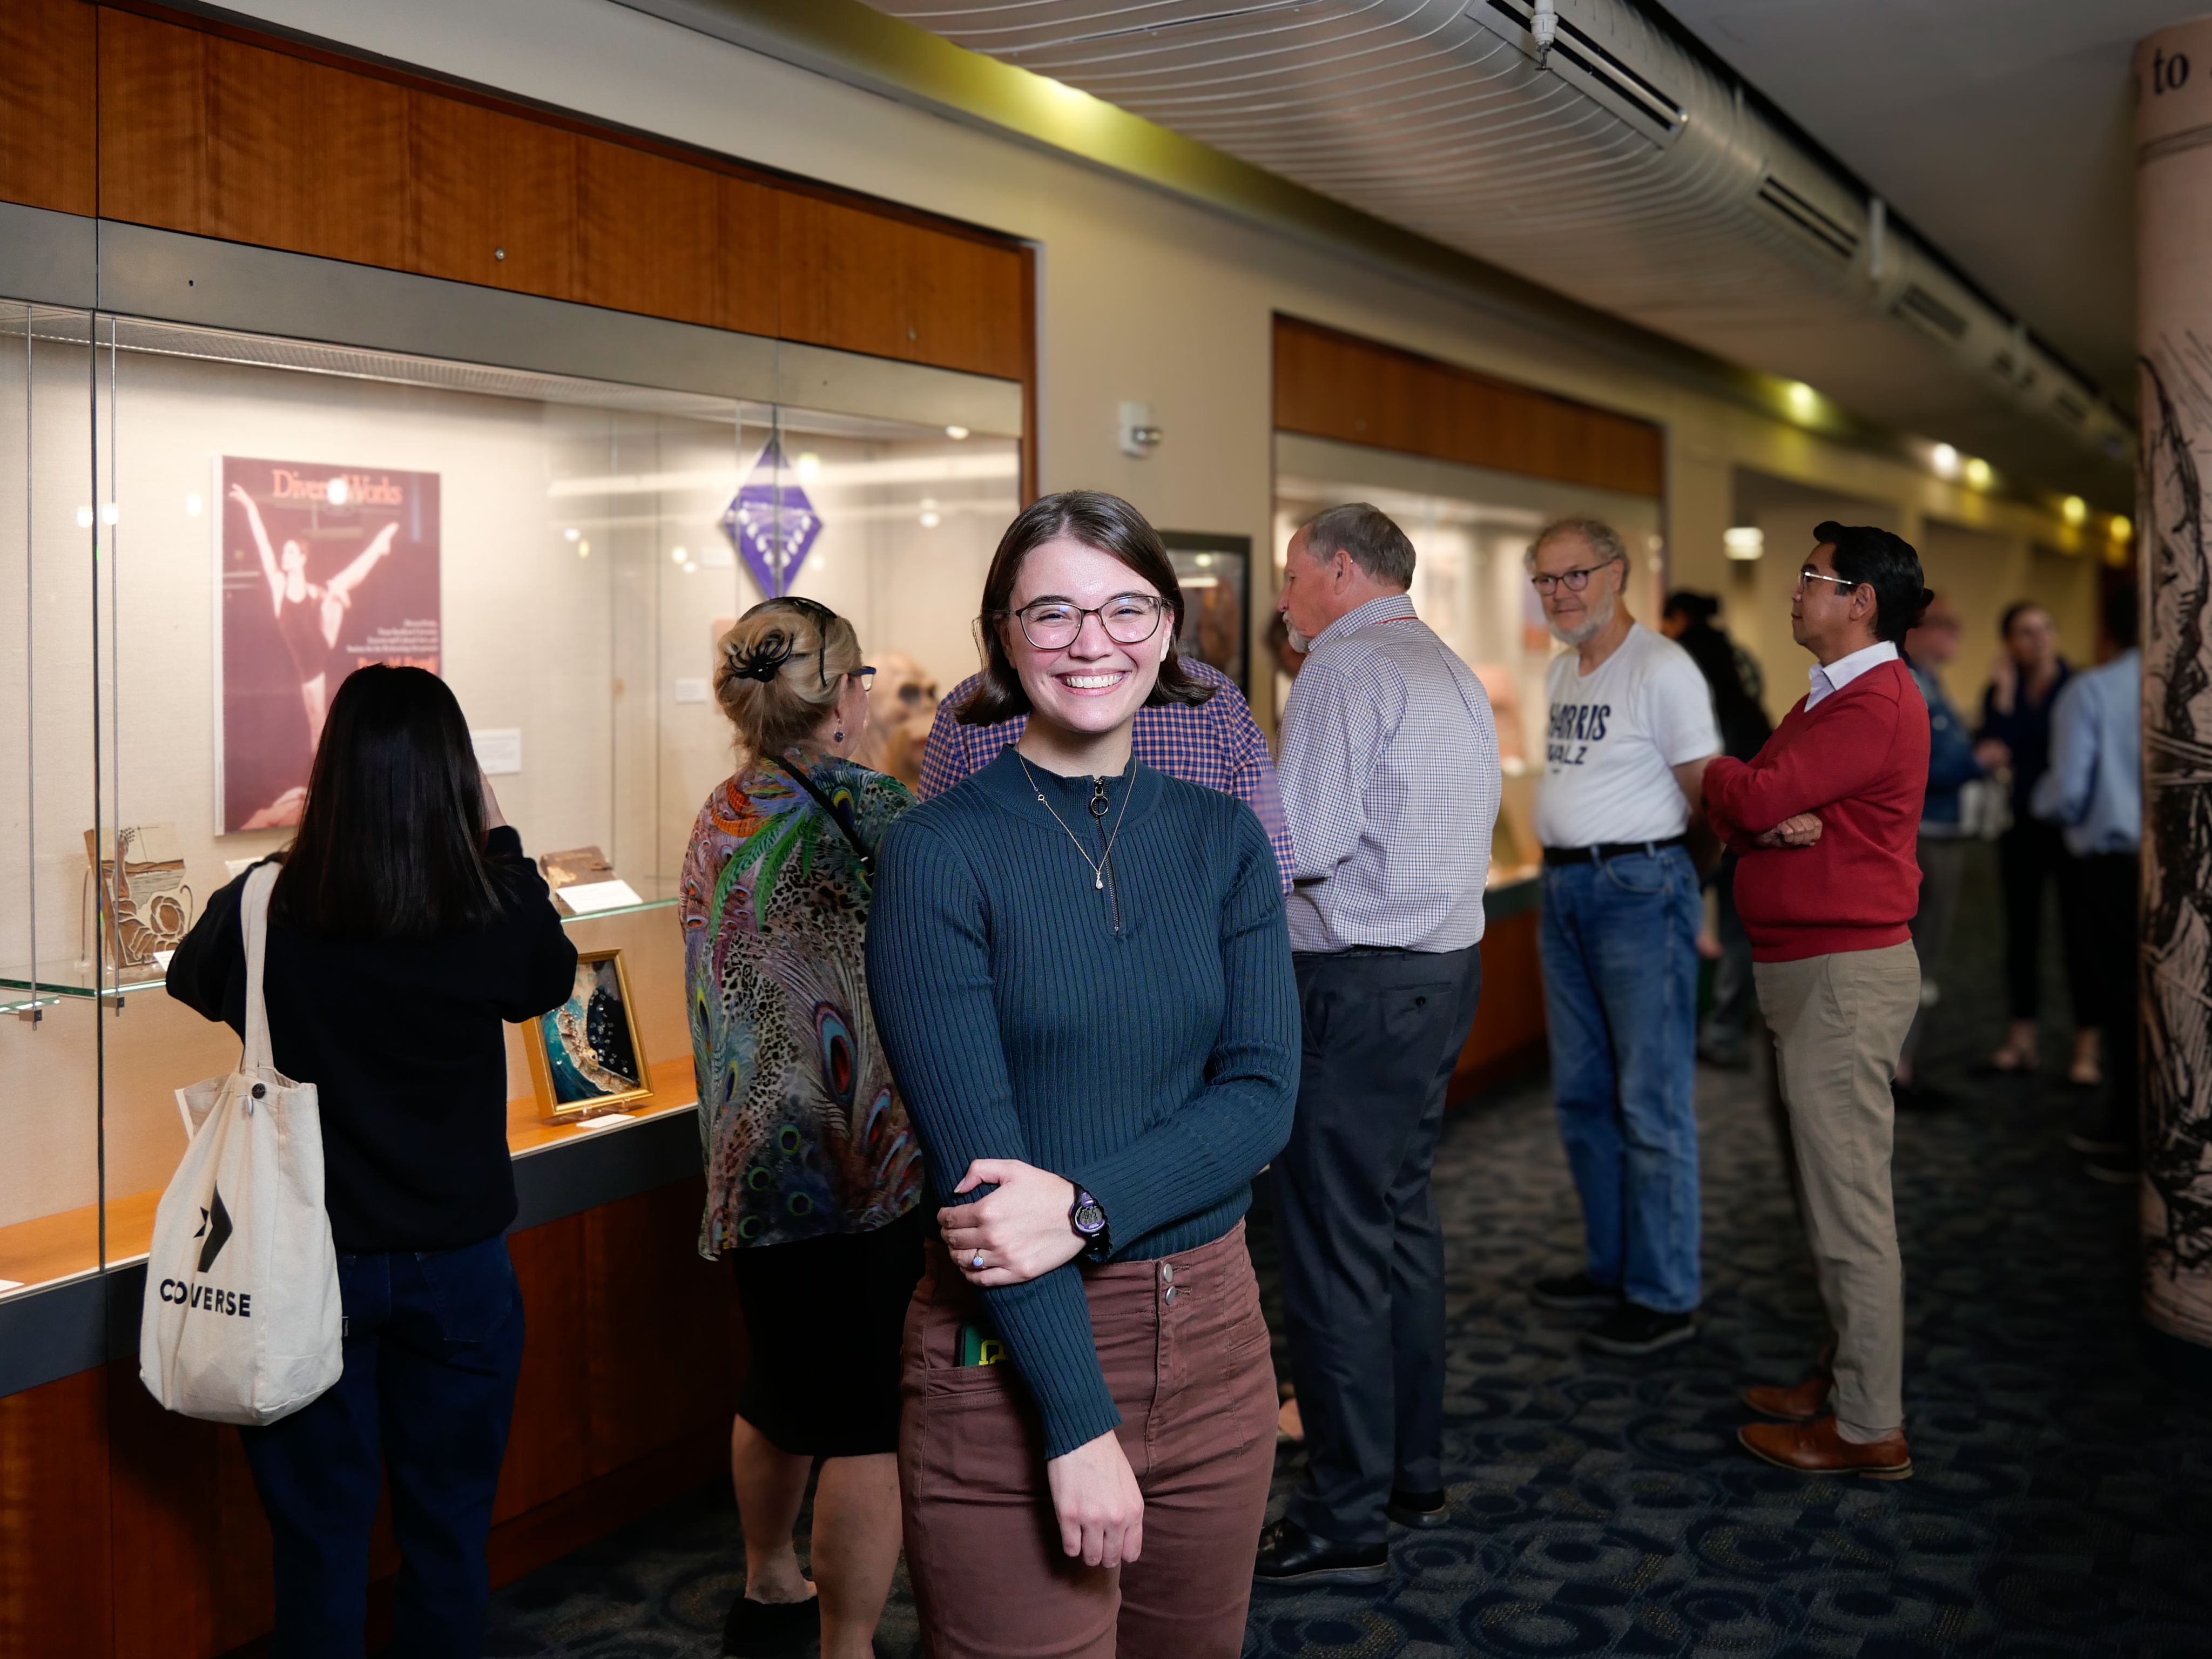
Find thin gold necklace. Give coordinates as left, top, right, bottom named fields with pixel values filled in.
left=1015, top=753, right=1130, bottom=891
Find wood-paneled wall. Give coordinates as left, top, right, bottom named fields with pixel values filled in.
left=1, top=1178, right=741, bottom=1659
left=1448, top=908, right=1547, bottom=1102
left=1274, top=315, right=1665, bottom=500
left=0, top=0, right=1029, bottom=386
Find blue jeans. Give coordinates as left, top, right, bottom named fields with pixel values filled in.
left=238, top=1235, right=526, bottom=1658
left=1539, top=846, right=1703, bottom=1314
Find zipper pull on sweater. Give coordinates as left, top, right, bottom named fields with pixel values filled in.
left=1089, top=777, right=1111, bottom=819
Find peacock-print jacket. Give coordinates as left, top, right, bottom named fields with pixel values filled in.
left=682, top=749, right=922, bottom=1254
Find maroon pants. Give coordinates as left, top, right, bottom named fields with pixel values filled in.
left=899, top=1222, right=1278, bottom=1659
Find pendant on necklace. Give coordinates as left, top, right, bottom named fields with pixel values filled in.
left=1095, top=872, right=1104, bottom=890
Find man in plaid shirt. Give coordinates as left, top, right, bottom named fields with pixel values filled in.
left=918, top=657, right=1295, bottom=894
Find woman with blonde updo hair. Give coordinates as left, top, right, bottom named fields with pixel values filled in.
left=680, top=595, right=922, bottom=1659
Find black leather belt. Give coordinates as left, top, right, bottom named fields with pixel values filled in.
left=1542, top=835, right=1689, bottom=866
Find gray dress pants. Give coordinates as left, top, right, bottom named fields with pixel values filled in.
left=1277, top=944, right=1482, bottom=1545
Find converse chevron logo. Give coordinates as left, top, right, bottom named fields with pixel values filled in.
left=195, top=1185, right=234, bottom=1274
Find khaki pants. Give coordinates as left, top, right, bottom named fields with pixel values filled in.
left=1753, top=942, right=1920, bottom=1438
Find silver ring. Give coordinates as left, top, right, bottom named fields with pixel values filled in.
left=971, top=1251, right=984, bottom=1270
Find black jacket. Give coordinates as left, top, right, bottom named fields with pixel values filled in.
left=166, top=827, right=578, bottom=1253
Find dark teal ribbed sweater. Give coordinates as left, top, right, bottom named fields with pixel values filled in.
left=866, top=748, right=1298, bottom=1456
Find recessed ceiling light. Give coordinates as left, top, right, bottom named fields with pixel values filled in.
left=945, top=426, right=970, bottom=441
left=1722, top=526, right=1764, bottom=561
left=1963, top=457, right=1993, bottom=490
left=2110, top=514, right=2133, bottom=543
left=1931, top=443, right=1959, bottom=478
left=2061, top=496, right=2087, bottom=525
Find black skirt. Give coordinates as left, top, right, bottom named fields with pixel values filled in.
left=730, top=1209, right=925, bottom=1458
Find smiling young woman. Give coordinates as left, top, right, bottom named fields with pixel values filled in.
left=864, top=492, right=1300, bottom=1659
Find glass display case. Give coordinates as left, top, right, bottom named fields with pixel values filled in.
left=1273, top=432, right=1667, bottom=884
left=0, top=296, right=1021, bottom=1301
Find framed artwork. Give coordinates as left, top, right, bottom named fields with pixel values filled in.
left=1162, top=532, right=1251, bottom=693
left=525, top=948, right=653, bottom=1122
left=215, top=456, right=441, bottom=834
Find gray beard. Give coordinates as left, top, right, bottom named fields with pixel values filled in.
left=1285, top=621, right=1313, bottom=653
left=1549, top=603, right=1614, bottom=648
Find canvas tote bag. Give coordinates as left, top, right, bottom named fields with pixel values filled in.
left=141, top=862, right=342, bottom=1424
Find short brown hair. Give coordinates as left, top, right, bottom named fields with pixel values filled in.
left=713, top=597, right=864, bottom=759
left=1300, top=502, right=1415, bottom=587
left=956, top=491, right=1216, bottom=726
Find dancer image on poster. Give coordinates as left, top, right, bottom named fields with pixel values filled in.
left=230, top=481, right=399, bottom=748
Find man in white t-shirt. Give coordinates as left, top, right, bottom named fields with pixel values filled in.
left=1526, top=517, right=1721, bottom=1357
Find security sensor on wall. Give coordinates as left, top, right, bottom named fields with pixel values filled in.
left=1118, top=401, right=1163, bottom=458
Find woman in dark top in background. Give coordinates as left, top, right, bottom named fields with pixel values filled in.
left=1660, top=591, right=1771, bottom=1068
left=168, top=664, right=576, bottom=1659
left=866, top=492, right=1299, bottom=1659
left=1975, top=601, right=2097, bottom=1081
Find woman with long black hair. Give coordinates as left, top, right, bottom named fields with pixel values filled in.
left=167, top=664, right=576, bottom=1658
left=866, top=491, right=1299, bottom=1659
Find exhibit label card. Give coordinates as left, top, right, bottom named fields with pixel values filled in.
left=557, top=879, right=645, bottom=915
left=215, top=457, right=441, bottom=834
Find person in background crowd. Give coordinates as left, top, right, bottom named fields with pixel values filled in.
left=1522, top=534, right=1719, bottom=1358
left=1977, top=602, right=2098, bottom=1082
left=167, top=665, right=577, bottom=1658
left=1256, top=502, right=1498, bottom=1586
left=919, top=604, right=1293, bottom=894
left=868, top=493, right=1297, bottom=1659
left=1894, top=595, right=1983, bottom=1107
left=2033, top=583, right=2142, bottom=1183
left=683, top=597, right=920, bottom=1659
left=1702, top=523, right=1930, bottom=1479
left=1660, top=590, right=1772, bottom=1070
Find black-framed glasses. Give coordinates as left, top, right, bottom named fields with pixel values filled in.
left=1529, top=560, right=1620, bottom=595
left=1795, top=568, right=1862, bottom=595
left=1007, top=594, right=1166, bottom=650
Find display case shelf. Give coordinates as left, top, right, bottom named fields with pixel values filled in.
left=0, top=961, right=172, bottom=1017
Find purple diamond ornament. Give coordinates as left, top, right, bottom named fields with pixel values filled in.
left=719, top=438, right=824, bottom=597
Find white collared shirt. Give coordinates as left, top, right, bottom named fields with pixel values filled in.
left=1806, top=640, right=1899, bottom=709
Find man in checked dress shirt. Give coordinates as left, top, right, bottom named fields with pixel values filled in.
left=1253, top=503, right=1501, bottom=1587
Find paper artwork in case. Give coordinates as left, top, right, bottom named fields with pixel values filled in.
left=217, top=457, right=441, bottom=834
left=84, top=823, right=195, bottom=969
left=719, top=437, right=822, bottom=597
left=525, top=948, right=652, bottom=1121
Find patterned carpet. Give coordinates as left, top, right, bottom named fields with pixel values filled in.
left=484, top=858, right=2212, bottom=1657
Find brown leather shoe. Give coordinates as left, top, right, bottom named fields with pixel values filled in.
left=1741, top=1373, right=1831, bottom=1420
left=1738, top=1416, right=1911, bottom=1479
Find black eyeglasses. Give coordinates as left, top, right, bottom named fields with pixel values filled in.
left=1530, top=559, right=1622, bottom=595
left=1006, top=594, right=1166, bottom=650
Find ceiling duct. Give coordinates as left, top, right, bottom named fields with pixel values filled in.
left=865, top=0, right=2133, bottom=493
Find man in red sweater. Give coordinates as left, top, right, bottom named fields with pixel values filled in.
left=1695, top=522, right=1931, bottom=1478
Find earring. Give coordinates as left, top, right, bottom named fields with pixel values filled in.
left=833, top=727, right=845, bottom=744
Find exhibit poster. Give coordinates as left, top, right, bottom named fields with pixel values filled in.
left=215, top=456, right=441, bottom=833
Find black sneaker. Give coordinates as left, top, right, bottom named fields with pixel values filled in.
left=1582, top=1303, right=1697, bottom=1356
left=1386, top=1488, right=1450, bottom=1528
left=1531, top=1271, right=1620, bottom=1311
left=1252, top=1517, right=1388, bottom=1587
left=723, top=1591, right=820, bottom=1657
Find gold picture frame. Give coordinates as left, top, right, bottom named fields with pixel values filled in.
left=525, top=947, right=654, bottom=1123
